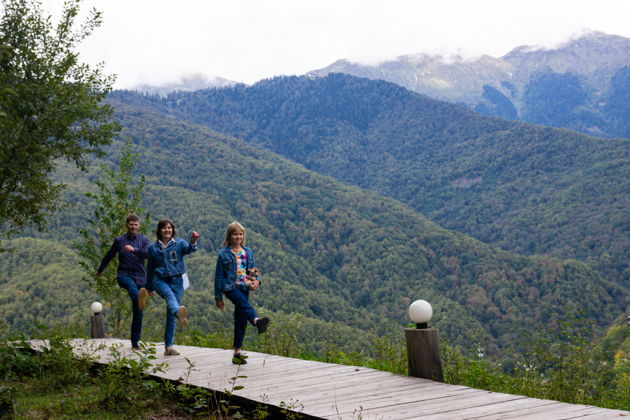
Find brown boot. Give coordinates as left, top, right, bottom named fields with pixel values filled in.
left=138, top=288, right=148, bottom=311
left=177, top=306, right=188, bottom=327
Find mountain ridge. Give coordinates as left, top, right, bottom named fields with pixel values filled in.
left=309, top=31, right=630, bottom=137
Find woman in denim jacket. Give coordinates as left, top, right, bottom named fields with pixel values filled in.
left=147, top=218, right=198, bottom=356
left=215, top=221, right=269, bottom=364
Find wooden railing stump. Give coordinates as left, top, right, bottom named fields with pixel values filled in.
left=405, top=327, right=444, bottom=382
left=90, top=313, right=105, bottom=339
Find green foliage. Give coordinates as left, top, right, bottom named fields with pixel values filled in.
left=0, top=0, right=118, bottom=240
left=0, top=383, right=14, bottom=417
left=601, top=324, right=630, bottom=358
left=0, top=237, right=96, bottom=332
left=74, top=137, right=150, bottom=335
left=0, top=333, right=192, bottom=418
left=605, top=66, right=630, bottom=138
left=99, top=342, right=166, bottom=410
left=0, top=332, right=93, bottom=386
left=38, top=337, right=95, bottom=388
left=439, top=320, right=630, bottom=411
left=521, top=71, right=594, bottom=129
left=0, top=338, right=40, bottom=380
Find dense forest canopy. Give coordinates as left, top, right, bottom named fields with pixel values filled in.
left=110, top=74, right=630, bottom=293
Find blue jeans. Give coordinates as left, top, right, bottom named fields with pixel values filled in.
left=224, top=287, right=258, bottom=349
left=154, top=276, right=184, bottom=347
left=117, top=275, right=143, bottom=347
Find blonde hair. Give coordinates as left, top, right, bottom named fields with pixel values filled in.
left=223, top=221, right=246, bottom=247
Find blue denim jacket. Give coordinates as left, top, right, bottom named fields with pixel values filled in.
left=214, top=246, right=257, bottom=301
left=146, top=238, right=197, bottom=292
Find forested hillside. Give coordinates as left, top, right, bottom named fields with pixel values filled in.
left=109, top=74, right=630, bottom=292
left=4, top=103, right=627, bottom=361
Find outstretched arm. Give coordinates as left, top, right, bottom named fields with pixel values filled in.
left=97, top=238, right=118, bottom=274
left=181, top=235, right=198, bottom=256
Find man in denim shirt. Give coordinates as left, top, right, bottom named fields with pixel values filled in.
left=97, top=214, right=151, bottom=350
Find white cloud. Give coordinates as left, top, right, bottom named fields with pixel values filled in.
left=44, top=0, right=630, bottom=87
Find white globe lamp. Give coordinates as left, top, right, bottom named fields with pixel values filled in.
left=409, top=299, right=432, bottom=329
left=90, top=301, right=103, bottom=314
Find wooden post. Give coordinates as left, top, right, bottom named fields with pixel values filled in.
left=90, top=313, right=105, bottom=339
left=404, top=327, right=444, bottom=382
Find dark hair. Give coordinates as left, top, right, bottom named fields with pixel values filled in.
left=156, top=219, right=176, bottom=241
left=126, top=214, right=140, bottom=224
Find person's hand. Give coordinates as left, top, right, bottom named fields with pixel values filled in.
left=96, top=271, right=102, bottom=278
left=191, top=231, right=199, bottom=244
left=216, top=300, right=225, bottom=311
left=123, top=245, right=134, bottom=252
left=251, top=279, right=260, bottom=291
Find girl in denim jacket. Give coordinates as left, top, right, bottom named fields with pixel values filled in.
left=215, top=221, right=269, bottom=364
left=147, top=218, right=198, bottom=356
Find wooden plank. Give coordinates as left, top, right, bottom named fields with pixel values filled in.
left=28, top=339, right=630, bottom=420
left=240, top=373, right=456, bottom=405
left=181, top=358, right=358, bottom=390
left=571, top=411, right=630, bottom=419
left=333, top=392, right=527, bottom=419
left=478, top=402, right=624, bottom=420
left=241, top=364, right=451, bottom=393
left=305, top=388, right=482, bottom=418
left=294, top=379, right=472, bottom=405
left=188, top=362, right=359, bottom=390
left=232, top=369, right=397, bottom=400
left=185, top=353, right=337, bottom=377
left=239, top=365, right=389, bottom=386
left=407, top=396, right=559, bottom=420
left=310, top=387, right=492, bottom=418
left=186, top=356, right=349, bottom=381
left=287, top=375, right=463, bottom=403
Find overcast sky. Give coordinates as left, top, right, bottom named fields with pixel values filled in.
left=44, top=0, right=630, bottom=88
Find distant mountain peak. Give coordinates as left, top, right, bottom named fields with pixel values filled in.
left=503, top=30, right=630, bottom=59
left=131, top=73, right=240, bottom=96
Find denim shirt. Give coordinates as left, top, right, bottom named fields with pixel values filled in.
left=146, top=238, right=197, bottom=292
left=214, top=246, right=257, bottom=301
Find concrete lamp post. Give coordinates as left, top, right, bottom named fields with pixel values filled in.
left=404, top=299, right=444, bottom=382
left=90, top=301, right=105, bottom=339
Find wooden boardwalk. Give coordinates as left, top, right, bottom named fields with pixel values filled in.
left=31, top=338, right=630, bottom=419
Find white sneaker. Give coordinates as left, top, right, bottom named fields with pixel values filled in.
left=164, top=346, right=180, bottom=356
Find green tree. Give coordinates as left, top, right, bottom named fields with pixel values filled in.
left=0, top=0, right=118, bottom=240
left=74, top=138, right=150, bottom=335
